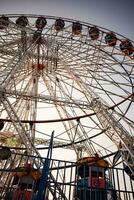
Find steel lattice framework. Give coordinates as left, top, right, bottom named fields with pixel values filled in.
left=0, top=14, right=133, bottom=173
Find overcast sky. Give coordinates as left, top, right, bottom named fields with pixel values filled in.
left=0, top=0, right=134, bottom=40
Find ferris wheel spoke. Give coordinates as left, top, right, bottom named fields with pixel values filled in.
left=42, top=73, right=96, bottom=155
left=0, top=77, right=39, bottom=147
left=57, top=58, right=134, bottom=169
left=0, top=49, right=34, bottom=88
left=42, top=68, right=113, bottom=156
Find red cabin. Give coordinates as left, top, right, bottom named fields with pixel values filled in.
left=5, top=163, right=41, bottom=200
left=76, top=156, right=109, bottom=200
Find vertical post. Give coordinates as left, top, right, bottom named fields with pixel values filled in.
left=36, top=131, right=54, bottom=200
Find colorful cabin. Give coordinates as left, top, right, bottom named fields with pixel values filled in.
left=35, top=17, right=47, bottom=30
left=120, top=40, right=133, bottom=56
left=0, top=16, right=9, bottom=29
left=16, top=16, right=28, bottom=27
left=75, top=155, right=117, bottom=200
left=54, top=19, right=65, bottom=31
left=105, top=32, right=117, bottom=46
left=72, top=22, right=82, bottom=35
left=89, top=26, right=100, bottom=40
left=5, top=163, right=41, bottom=200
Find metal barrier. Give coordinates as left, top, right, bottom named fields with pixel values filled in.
left=0, top=153, right=133, bottom=200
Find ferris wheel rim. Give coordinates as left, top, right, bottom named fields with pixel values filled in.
left=1, top=13, right=134, bottom=41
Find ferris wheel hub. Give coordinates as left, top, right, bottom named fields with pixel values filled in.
left=32, top=63, right=46, bottom=71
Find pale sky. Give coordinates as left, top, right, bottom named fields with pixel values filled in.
left=0, top=0, right=134, bottom=40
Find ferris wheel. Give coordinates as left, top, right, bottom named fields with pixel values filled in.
left=0, top=14, right=133, bottom=173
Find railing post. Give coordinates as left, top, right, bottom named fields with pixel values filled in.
left=35, top=131, right=54, bottom=200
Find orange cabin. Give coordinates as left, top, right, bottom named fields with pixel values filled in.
left=5, top=163, right=41, bottom=200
